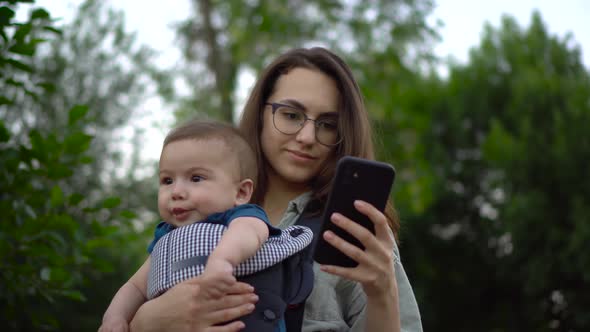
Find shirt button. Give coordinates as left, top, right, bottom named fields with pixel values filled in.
left=289, top=228, right=304, bottom=237
left=263, top=309, right=277, bottom=321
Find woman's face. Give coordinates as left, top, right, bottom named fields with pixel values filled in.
left=261, top=67, right=340, bottom=189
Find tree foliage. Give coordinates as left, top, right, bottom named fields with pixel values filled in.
left=3, top=0, right=589, bottom=330
left=172, top=0, right=438, bottom=123
left=1, top=1, right=117, bottom=329
left=0, top=0, right=161, bottom=330
left=399, top=12, right=590, bottom=331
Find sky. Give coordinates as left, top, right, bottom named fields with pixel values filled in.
left=429, top=0, right=589, bottom=67
left=34, top=0, right=590, bottom=68
left=23, top=0, right=590, bottom=166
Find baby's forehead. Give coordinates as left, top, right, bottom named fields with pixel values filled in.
left=197, top=137, right=242, bottom=171
left=163, top=135, right=247, bottom=179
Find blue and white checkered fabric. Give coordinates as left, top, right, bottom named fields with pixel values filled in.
left=147, top=223, right=313, bottom=299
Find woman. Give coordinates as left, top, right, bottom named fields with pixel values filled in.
left=130, top=47, right=422, bottom=332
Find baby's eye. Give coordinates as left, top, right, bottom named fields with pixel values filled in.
left=191, top=175, right=204, bottom=182
left=161, top=177, right=173, bottom=185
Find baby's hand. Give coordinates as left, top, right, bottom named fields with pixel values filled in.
left=201, top=258, right=236, bottom=299
left=98, top=317, right=128, bottom=332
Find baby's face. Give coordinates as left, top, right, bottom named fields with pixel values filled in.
left=157, top=138, right=241, bottom=227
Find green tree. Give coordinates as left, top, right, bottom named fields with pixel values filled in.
left=173, top=0, right=438, bottom=123
left=1, top=0, right=166, bottom=329
left=399, top=12, right=590, bottom=331
left=30, top=1, right=167, bottom=329
left=0, top=1, right=126, bottom=329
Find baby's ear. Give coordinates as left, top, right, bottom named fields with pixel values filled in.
left=235, top=179, right=254, bottom=205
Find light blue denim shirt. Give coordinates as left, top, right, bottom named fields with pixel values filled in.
left=277, top=193, right=423, bottom=332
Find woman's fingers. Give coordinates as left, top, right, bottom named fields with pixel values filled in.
left=322, top=228, right=370, bottom=265
left=206, top=301, right=256, bottom=326
left=353, top=200, right=395, bottom=246
left=328, top=211, right=386, bottom=254
left=207, top=292, right=259, bottom=311
left=205, top=321, right=246, bottom=332
left=226, top=281, right=255, bottom=295
left=319, top=201, right=397, bottom=291
left=158, top=276, right=257, bottom=328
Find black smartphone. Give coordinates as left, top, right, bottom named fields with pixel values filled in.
left=313, top=156, right=396, bottom=267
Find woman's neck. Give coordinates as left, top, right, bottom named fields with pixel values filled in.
left=263, top=173, right=309, bottom=226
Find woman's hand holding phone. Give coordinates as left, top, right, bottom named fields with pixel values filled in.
left=319, top=200, right=398, bottom=297
left=313, top=156, right=399, bottom=296
left=319, top=198, right=402, bottom=332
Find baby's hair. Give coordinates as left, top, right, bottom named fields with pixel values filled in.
left=163, top=119, right=258, bottom=184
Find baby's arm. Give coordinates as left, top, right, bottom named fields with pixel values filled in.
left=202, top=216, right=269, bottom=298
left=99, top=258, right=150, bottom=332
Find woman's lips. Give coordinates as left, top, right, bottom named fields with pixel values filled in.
left=287, top=150, right=316, bottom=163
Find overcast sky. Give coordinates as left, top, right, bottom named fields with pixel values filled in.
left=35, top=0, right=590, bottom=68
left=23, top=0, right=590, bottom=166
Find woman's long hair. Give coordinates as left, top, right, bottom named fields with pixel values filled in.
left=239, top=47, right=400, bottom=238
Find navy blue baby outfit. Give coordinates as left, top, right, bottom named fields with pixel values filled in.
left=146, top=204, right=314, bottom=332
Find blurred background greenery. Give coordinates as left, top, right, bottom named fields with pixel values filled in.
left=1, top=0, right=588, bottom=331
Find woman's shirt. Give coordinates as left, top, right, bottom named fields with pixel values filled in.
left=278, top=193, right=423, bottom=332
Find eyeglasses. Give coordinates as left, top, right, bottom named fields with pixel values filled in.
left=265, top=102, right=342, bottom=146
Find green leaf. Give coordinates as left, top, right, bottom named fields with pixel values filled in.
left=43, top=230, right=67, bottom=249
left=119, top=210, right=137, bottom=219
left=0, top=6, right=15, bottom=27
left=67, top=105, right=89, bottom=125
left=86, top=237, right=113, bottom=250
left=0, top=6, right=14, bottom=26
left=30, top=8, right=50, bottom=20
left=48, top=267, right=69, bottom=282
left=82, top=206, right=100, bottom=213
left=38, top=82, right=56, bottom=93
left=5, top=58, right=33, bottom=72
left=0, top=121, right=10, bottom=142
left=6, top=78, right=24, bottom=87
left=42, top=26, right=62, bottom=35
left=79, top=155, right=94, bottom=164
left=98, top=225, right=119, bottom=236
left=0, top=29, right=7, bottom=44
left=63, top=131, right=93, bottom=154
left=50, top=185, right=63, bottom=206
left=101, top=197, right=121, bottom=209
left=12, top=22, right=32, bottom=41
left=47, top=163, right=73, bottom=179
left=8, top=42, right=36, bottom=56
left=67, top=193, right=85, bottom=206
left=29, top=129, right=44, bottom=152
left=0, top=96, right=12, bottom=106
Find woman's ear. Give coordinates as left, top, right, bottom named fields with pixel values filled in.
left=235, top=179, right=254, bottom=205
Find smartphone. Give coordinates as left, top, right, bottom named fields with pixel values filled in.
left=313, top=156, right=396, bottom=267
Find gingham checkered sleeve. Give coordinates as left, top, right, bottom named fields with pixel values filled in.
left=147, top=222, right=313, bottom=299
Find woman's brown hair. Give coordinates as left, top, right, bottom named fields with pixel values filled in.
left=238, top=47, right=399, bottom=238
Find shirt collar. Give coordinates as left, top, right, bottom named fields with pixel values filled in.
left=287, top=191, right=313, bottom=215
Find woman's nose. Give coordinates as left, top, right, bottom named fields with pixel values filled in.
left=295, top=120, right=317, bottom=144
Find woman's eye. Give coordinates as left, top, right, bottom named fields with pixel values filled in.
left=280, top=109, right=303, bottom=121
left=161, top=177, right=173, bottom=185
left=191, top=175, right=203, bottom=182
left=318, top=120, right=338, bottom=131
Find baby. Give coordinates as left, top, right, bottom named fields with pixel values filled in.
left=99, top=120, right=312, bottom=332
